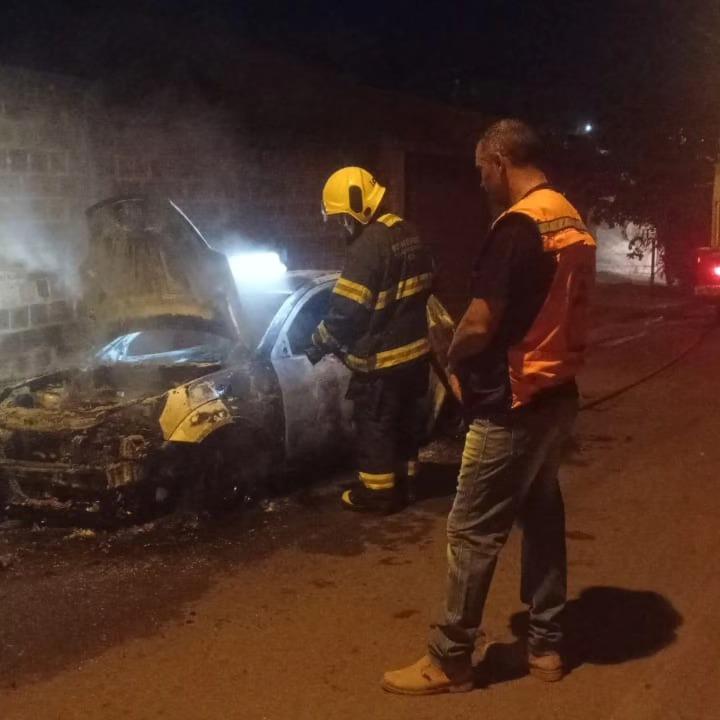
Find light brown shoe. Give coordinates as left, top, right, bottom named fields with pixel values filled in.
left=382, top=655, right=474, bottom=695
left=528, top=651, right=564, bottom=682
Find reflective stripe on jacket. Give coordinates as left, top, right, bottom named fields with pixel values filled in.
left=493, top=189, right=596, bottom=407
left=314, top=213, right=435, bottom=374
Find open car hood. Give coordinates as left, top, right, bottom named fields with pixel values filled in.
left=82, top=197, right=245, bottom=346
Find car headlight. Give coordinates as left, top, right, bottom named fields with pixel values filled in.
left=187, top=381, right=218, bottom=406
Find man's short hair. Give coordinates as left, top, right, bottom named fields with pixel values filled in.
left=477, top=119, right=542, bottom=168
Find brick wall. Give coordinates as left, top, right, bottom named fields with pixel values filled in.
left=0, top=264, right=79, bottom=379
left=0, top=68, right=93, bottom=381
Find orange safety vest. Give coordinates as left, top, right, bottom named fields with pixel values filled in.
left=492, top=188, right=596, bottom=408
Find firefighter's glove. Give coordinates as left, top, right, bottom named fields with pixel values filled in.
left=305, top=344, right=326, bottom=365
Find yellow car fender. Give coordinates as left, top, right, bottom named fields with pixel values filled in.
left=159, top=382, right=233, bottom=444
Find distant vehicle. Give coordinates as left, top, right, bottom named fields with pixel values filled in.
left=0, top=197, right=454, bottom=525
left=695, top=163, right=720, bottom=303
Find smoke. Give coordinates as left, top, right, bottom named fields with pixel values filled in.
left=0, top=204, right=88, bottom=299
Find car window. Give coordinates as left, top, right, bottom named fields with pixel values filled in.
left=236, top=291, right=293, bottom=349
left=286, top=288, right=331, bottom=355
left=125, top=329, right=226, bottom=356
left=98, top=329, right=233, bottom=364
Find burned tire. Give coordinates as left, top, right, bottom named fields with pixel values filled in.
left=188, top=426, right=275, bottom=516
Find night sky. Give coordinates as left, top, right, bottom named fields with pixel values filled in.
left=1, top=1, right=718, bottom=136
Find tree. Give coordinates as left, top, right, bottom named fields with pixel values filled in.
left=547, top=124, right=716, bottom=288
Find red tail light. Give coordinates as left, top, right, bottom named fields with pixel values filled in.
left=695, top=249, right=720, bottom=288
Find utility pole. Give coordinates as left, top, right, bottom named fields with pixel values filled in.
left=646, top=225, right=658, bottom=288
left=712, top=162, right=720, bottom=249
left=650, top=233, right=657, bottom=288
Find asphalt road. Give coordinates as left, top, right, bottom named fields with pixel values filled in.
left=1, top=298, right=719, bottom=719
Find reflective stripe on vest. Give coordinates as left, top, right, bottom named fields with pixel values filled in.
left=333, top=271, right=433, bottom=312
left=493, top=189, right=596, bottom=253
left=333, top=276, right=374, bottom=309
left=495, top=188, right=596, bottom=408
left=377, top=213, right=403, bottom=228
left=375, top=272, right=433, bottom=310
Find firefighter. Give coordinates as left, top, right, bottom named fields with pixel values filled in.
left=382, top=119, right=596, bottom=694
left=307, top=166, right=435, bottom=514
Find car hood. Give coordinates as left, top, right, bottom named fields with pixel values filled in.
left=0, top=363, right=219, bottom=432
left=82, top=196, right=245, bottom=346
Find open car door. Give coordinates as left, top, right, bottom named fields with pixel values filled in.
left=425, top=295, right=456, bottom=430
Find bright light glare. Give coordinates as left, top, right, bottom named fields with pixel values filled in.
left=583, top=123, right=594, bottom=133
left=712, top=265, right=720, bottom=278
left=228, top=252, right=287, bottom=284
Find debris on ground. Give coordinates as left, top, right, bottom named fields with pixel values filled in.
left=0, top=553, right=17, bottom=570
left=64, top=529, right=97, bottom=541
left=0, top=519, right=24, bottom=531
left=420, top=437, right=463, bottom=464
left=119, top=521, right=159, bottom=537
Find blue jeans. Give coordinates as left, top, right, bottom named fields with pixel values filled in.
left=428, top=390, right=578, bottom=675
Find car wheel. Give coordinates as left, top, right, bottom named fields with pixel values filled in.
left=193, top=426, right=275, bottom=516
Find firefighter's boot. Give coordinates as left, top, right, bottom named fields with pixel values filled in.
left=341, top=476, right=402, bottom=514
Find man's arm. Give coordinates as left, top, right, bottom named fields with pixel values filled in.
left=309, top=230, right=381, bottom=360
left=445, top=297, right=505, bottom=402
left=446, top=213, right=540, bottom=402
left=447, top=297, right=505, bottom=369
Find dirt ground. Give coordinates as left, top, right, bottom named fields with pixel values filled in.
left=0, top=288, right=718, bottom=719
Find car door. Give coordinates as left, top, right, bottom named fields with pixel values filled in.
left=424, top=294, right=457, bottom=434
left=271, top=284, right=353, bottom=463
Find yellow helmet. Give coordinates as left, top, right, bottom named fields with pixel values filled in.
left=321, top=167, right=386, bottom=225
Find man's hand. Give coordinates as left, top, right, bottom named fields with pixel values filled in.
left=448, top=371, right=463, bottom=404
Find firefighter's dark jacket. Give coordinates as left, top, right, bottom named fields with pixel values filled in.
left=312, top=213, right=434, bottom=374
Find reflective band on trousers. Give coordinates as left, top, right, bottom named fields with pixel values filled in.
left=346, top=337, right=431, bottom=372
left=333, top=277, right=374, bottom=309
left=375, top=272, right=433, bottom=310
left=359, top=471, right=395, bottom=490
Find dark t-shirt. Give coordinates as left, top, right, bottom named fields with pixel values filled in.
left=458, top=211, right=557, bottom=418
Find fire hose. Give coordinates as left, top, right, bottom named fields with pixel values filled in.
left=580, top=319, right=717, bottom=412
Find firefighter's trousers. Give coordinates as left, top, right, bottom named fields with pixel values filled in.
left=347, top=361, right=430, bottom=493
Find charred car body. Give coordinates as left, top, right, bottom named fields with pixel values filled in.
left=0, top=197, right=454, bottom=524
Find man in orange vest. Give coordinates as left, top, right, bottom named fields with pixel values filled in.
left=382, top=119, right=595, bottom=694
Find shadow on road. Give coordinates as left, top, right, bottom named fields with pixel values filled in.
left=415, top=461, right=460, bottom=501
left=475, top=586, right=682, bottom=686
left=560, top=586, right=683, bottom=668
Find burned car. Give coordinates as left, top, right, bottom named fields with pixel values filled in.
left=0, top=197, right=454, bottom=524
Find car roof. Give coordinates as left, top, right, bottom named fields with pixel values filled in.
left=234, top=270, right=339, bottom=358
left=234, top=271, right=338, bottom=298
left=284, top=270, right=340, bottom=290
